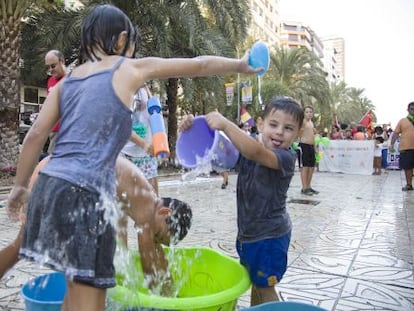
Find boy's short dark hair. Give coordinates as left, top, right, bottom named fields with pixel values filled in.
left=263, top=96, right=304, bottom=128
left=162, top=197, right=192, bottom=244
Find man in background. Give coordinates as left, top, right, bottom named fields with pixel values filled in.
left=390, top=102, right=414, bottom=191
left=297, top=106, right=319, bottom=196
left=44, top=50, right=67, bottom=154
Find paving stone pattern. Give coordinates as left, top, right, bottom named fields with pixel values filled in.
left=0, top=170, right=413, bottom=310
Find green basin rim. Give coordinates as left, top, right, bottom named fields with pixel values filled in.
left=109, top=246, right=251, bottom=309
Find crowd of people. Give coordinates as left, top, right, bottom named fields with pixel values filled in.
left=328, top=122, right=393, bottom=142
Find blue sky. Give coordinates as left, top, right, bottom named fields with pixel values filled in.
left=279, top=0, right=414, bottom=127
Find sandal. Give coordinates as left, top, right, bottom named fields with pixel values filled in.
left=402, top=185, right=413, bottom=191
left=301, top=189, right=313, bottom=196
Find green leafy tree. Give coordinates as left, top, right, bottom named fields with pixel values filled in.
left=0, top=0, right=60, bottom=168
left=20, top=0, right=251, bottom=163
left=329, top=80, right=350, bottom=126
left=336, top=87, right=375, bottom=126
left=260, top=47, right=331, bottom=129
left=1, top=1, right=31, bottom=168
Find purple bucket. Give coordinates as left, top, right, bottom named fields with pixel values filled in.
left=176, top=116, right=239, bottom=170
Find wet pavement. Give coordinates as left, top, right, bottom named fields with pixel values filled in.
left=0, top=169, right=413, bottom=310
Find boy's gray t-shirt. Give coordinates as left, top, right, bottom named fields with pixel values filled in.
left=236, top=148, right=296, bottom=242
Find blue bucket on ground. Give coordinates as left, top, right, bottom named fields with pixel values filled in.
left=244, top=301, right=328, bottom=311
left=21, top=272, right=66, bottom=311
left=176, top=116, right=239, bottom=170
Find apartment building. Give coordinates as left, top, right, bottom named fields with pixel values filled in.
left=248, top=0, right=281, bottom=48
left=278, top=20, right=348, bottom=85
left=279, top=21, right=324, bottom=58
left=322, top=36, right=345, bottom=82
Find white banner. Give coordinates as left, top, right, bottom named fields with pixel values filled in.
left=319, top=140, right=374, bottom=175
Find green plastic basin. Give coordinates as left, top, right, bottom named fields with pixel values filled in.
left=108, top=246, right=251, bottom=310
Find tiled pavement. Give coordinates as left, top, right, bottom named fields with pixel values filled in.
left=0, top=169, right=413, bottom=310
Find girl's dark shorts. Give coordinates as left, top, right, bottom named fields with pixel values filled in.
left=20, top=174, right=117, bottom=288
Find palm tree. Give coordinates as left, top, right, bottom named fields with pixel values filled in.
left=19, top=0, right=251, bottom=163
left=261, top=47, right=331, bottom=129
left=0, top=1, right=61, bottom=168
left=1, top=1, right=41, bottom=168
left=336, top=87, right=375, bottom=125
left=329, top=81, right=350, bottom=122
left=146, top=1, right=250, bottom=160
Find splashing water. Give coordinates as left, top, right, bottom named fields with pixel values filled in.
left=107, top=246, right=203, bottom=310
left=181, top=152, right=213, bottom=182
left=107, top=193, right=202, bottom=309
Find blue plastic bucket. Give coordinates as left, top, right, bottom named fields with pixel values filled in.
left=245, top=301, right=328, bottom=311
left=21, top=272, right=66, bottom=311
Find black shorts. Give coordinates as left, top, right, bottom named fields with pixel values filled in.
left=297, top=143, right=316, bottom=168
left=20, top=174, right=117, bottom=288
left=399, top=149, right=414, bottom=170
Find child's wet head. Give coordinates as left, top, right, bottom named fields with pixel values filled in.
left=162, top=198, right=192, bottom=245
left=262, top=96, right=304, bottom=129
left=80, top=4, right=137, bottom=61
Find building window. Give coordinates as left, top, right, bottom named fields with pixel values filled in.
left=288, top=34, right=298, bottom=41
left=284, top=25, right=297, bottom=31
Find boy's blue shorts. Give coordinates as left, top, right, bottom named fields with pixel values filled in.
left=236, top=231, right=291, bottom=288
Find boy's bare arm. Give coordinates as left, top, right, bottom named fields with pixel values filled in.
left=115, top=157, right=172, bottom=293
left=129, top=132, right=153, bottom=155
left=206, top=112, right=279, bottom=170
left=138, top=227, right=172, bottom=293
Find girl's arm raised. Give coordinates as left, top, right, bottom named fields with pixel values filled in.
left=133, top=50, right=261, bottom=83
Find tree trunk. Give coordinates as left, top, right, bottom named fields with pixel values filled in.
left=166, top=78, right=178, bottom=164
left=0, top=110, right=20, bottom=168
left=0, top=10, right=23, bottom=168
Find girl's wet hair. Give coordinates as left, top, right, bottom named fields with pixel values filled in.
left=80, top=4, right=137, bottom=62
left=263, top=96, right=304, bottom=128
left=162, top=197, right=192, bottom=244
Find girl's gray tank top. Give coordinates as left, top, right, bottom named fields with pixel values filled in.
left=42, top=57, right=132, bottom=195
